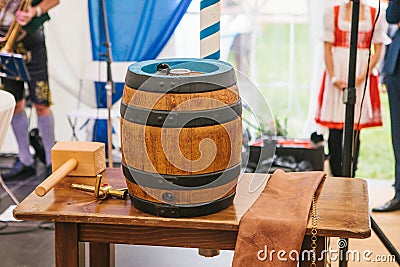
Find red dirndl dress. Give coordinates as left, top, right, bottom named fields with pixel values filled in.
left=315, top=5, right=382, bottom=130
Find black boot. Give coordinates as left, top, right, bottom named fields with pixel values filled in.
left=30, top=128, right=46, bottom=165
left=372, top=198, right=400, bottom=212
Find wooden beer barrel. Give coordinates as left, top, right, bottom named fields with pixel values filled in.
left=120, top=58, right=242, bottom=217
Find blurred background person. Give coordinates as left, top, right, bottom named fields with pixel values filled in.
left=0, top=0, right=60, bottom=180
left=315, top=0, right=387, bottom=177
left=373, top=0, right=400, bottom=212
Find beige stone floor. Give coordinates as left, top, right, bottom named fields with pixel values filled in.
left=328, top=178, right=400, bottom=267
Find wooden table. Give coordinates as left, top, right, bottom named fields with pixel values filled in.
left=14, top=168, right=371, bottom=267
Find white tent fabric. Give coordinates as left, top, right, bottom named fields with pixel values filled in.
left=2, top=0, right=384, bottom=152
left=304, top=0, right=340, bottom=137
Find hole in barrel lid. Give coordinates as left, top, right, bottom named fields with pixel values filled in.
left=169, top=68, right=191, bottom=76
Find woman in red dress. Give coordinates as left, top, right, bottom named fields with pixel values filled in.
left=315, top=1, right=387, bottom=176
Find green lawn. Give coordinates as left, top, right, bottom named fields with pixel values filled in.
left=357, top=93, right=395, bottom=180
left=228, top=22, right=395, bottom=180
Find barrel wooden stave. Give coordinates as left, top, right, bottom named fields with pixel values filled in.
left=121, top=117, right=241, bottom=175
left=122, top=84, right=239, bottom=111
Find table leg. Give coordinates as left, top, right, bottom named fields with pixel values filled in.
left=78, top=243, right=85, bottom=267
left=89, top=243, right=115, bottom=267
left=300, top=236, right=327, bottom=267
left=55, top=223, right=79, bottom=267
left=198, top=248, right=220, bottom=257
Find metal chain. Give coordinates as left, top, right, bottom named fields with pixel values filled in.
left=310, top=194, right=318, bottom=267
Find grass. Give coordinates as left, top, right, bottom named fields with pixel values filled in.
left=356, top=93, right=395, bottom=180
left=228, top=22, right=395, bottom=180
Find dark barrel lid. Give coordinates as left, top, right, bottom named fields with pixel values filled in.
left=125, top=58, right=237, bottom=94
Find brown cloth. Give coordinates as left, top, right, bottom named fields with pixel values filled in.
left=232, top=169, right=326, bottom=266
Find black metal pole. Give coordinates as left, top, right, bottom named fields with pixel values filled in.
left=341, top=1, right=400, bottom=266
left=101, top=0, right=114, bottom=94
left=339, top=1, right=360, bottom=265
left=100, top=0, right=114, bottom=167
left=342, top=0, right=359, bottom=180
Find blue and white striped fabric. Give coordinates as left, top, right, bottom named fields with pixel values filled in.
left=87, top=0, right=191, bottom=147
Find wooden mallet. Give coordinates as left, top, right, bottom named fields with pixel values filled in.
left=35, top=141, right=106, bottom=197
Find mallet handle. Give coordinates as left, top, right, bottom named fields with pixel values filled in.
left=35, top=158, right=78, bottom=197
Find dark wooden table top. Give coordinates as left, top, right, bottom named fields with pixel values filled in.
left=14, top=168, right=371, bottom=239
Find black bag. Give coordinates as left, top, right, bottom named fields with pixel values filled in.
left=29, top=128, right=46, bottom=165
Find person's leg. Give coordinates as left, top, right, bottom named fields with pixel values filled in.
left=11, top=103, right=35, bottom=167
left=29, top=79, right=53, bottom=176
left=372, top=71, right=400, bottom=212
left=1, top=80, right=36, bottom=180
left=386, top=74, right=400, bottom=200
left=35, top=103, right=54, bottom=168
left=25, top=26, right=54, bottom=174
left=328, top=128, right=343, bottom=176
